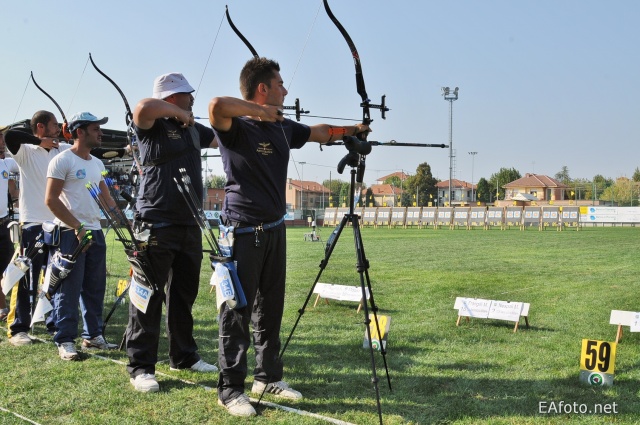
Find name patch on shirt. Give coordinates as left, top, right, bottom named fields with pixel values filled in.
left=257, top=142, right=273, bottom=156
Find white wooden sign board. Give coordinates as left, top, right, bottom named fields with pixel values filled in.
left=454, top=297, right=491, bottom=318
left=609, top=310, right=640, bottom=342
left=454, top=297, right=530, bottom=332
left=489, top=300, right=525, bottom=321
left=313, top=282, right=370, bottom=312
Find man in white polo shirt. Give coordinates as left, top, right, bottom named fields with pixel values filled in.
left=3, top=112, right=70, bottom=345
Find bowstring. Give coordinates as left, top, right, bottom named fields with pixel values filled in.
left=65, top=56, right=90, bottom=117
left=11, top=75, right=31, bottom=125
left=286, top=1, right=322, bottom=93
left=193, top=9, right=226, bottom=102
left=283, top=1, right=322, bottom=187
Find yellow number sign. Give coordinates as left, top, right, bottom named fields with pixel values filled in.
left=580, top=339, right=616, bottom=374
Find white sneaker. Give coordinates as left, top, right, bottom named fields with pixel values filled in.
left=251, top=380, right=303, bottom=400
left=9, top=332, right=32, bottom=346
left=57, top=342, right=79, bottom=361
left=82, top=335, right=117, bottom=350
left=170, top=359, right=218, bottom=373
left=218, top=393, right=256, bottom=417
left=130, top=373, right=160, bottom=393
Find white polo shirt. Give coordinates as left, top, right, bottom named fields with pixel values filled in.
left=13, top=143, right=71, bottom=223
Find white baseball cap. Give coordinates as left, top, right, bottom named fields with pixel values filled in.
left=152, top=72, right=195, bottom=99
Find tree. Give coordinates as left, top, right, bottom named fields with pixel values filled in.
left=488, top=167, right=521, bottom=201
left=584, top=174, right=614, bottom=202
left=364, top=187, right=374, bottom=207
left=404, top=162, right=439, bottom=206
left=570, top=177, right=592, bottom=200
left=554, top=166, right=571, bottom=186
left=475, top=177, right=491, bottom=203
left=600, top=177, right=638, bottom=206
left=323, top=179, right=349, bottom=207
left=633, top=167, right=640, bottom=182
left=339, top=183, right=350, bottom=207
left=206, top=174, right=226, bottom=189
left=384, top=175, right=401, bottom=187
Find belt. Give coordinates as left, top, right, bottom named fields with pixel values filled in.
left=234, top=216, right=285, bottom=234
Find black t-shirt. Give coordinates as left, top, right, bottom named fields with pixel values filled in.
left=215, top=117, right=310, bottom=224
left=134, top=119, right=214, bottom=225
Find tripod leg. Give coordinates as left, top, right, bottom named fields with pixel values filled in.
left=279, top=214, right=349, bottom=359
left=350, top=214, right=385, bottom=425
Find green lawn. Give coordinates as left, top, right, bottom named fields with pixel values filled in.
left=1, top=225, right=639, bottom=424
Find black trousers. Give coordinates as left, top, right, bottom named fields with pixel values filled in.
left=217, top=222, right=286, bottom=403
left=125, top=225, right=203, bottom=377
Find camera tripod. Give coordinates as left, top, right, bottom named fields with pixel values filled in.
left=280, top=145, right=391, bottom=425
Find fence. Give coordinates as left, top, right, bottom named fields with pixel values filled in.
left=318, top=206, right=587, bottom=230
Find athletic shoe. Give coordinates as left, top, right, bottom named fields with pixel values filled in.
left=82, top=335, right=117, bottom=350
left=0, top=308, right=8, bottom=321
left=218, top=394, right=256, bottom=417
left=130, top=373, right=160, bottom=393
left=57, top=342, right=79, bottom=361
left=251, top=380, right=303, bottom=400
left=170, top=359, right=218, bottom=373
left=9, top=332, right=33, bottom=346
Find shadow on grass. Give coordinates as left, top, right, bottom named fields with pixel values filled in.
left=278, top=339, right=638, bottom=424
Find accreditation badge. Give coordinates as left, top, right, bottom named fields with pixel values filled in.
left=129, top=275, right=153, bottom=314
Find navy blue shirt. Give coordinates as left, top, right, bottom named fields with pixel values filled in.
left=134, top=119, right=214, bottom=225
left=215, top=117, right=310, bottom=224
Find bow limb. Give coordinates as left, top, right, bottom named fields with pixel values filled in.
left=323, top=0, right=389, bottom=136
left=224, top=5, right=309, bottom=121
left=88, top=53, right=142, bottom=178
left=30, top=71, right=73, bottom=140
left=225, top=5, right=259, bottom=58
left=89, top=53, right=133, bottom=126
left=323, top=0, right=370, bottom=129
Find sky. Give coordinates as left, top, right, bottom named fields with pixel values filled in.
left=2, top=0, right=639, bottom=188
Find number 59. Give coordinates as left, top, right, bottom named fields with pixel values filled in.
left=581, top=339, right=616, bottom=374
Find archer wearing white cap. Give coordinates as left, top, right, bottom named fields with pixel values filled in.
left=125, top=72, right=219, bottom=393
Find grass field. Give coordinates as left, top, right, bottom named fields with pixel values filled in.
left=1, top=225, right=640, bottom=424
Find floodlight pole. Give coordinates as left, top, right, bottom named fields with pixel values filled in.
left=442, top=87, right=459, bottom=206
left=469, top=151, right=477, bottom=202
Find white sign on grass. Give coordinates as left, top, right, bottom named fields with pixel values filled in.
left=631, top=312, right=640, bottom=332
left=488, top=300, right=524, bottom=322
left=456, top=298, right=491, bottom=318
left=314, top=282, right=369, bottom=302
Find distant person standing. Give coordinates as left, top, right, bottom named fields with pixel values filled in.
left=45, top=112, right=118, bottom=360
left=0, top=125, right=19, bottom=322
left=126, top=72, right=218, bottom=393
left=4, top=111, right=71, bottom=345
